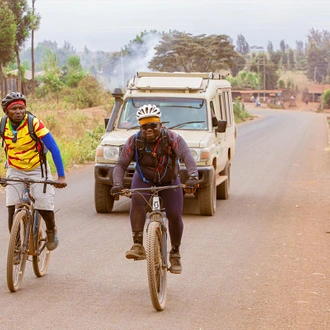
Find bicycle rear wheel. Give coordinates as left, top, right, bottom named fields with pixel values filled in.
left=33, top=211, right=50, bottom=277
left=146, top=217, right=168, bottom=311
left=7, top=210, right=28, bottom=292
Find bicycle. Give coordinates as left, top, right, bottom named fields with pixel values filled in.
left=0, top=177, right=57, bottom=292
left=117, top=183, right=187, bottom=311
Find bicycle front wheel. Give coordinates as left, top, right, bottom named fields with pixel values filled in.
left=146, top=217, right=168, bottom=311
left=7, top=210, right=28, bottom=292
left=33, top=211, right=50, bottom=277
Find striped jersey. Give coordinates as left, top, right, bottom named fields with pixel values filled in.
left=3, top=114, right=49, bottom=170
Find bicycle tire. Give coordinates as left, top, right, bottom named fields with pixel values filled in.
left=7, top=210, right=28, bottom=292
left=33, top=211, right=50, bottom=277
left=146, top=217, right=168, bottom=311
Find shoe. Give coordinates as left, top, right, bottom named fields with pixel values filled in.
left=125, top=243, right=146, bottom=260
left=46, top=227, right=59, bottom=251
left=169, top=251, right=182, bottom=274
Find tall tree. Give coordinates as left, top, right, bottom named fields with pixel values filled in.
left=30, top=0, right=40, bottom=97
left=0, top=0, right=16, bottom=97
left=306, top=29, right=330, bottom=82
left=149, top=32, right=239, bottom=72
left=236, top=34, right=250, bottom=55
left=6, top=0, right=33, bottom=93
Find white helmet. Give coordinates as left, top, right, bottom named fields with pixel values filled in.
left=136, top=104, right=161, bottom=121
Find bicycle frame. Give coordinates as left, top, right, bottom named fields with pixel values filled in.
left=1, top=177, right=56, bottom=292
left=118, top=183, right=185, bottom=311
left=145, top=194, right=168, bottom=268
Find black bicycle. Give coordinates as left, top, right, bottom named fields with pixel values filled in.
left=1, top=177, right=57, bottom=292
left=118, top=184, right=185, bottom=311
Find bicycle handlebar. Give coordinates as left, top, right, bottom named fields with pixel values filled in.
left=0, top=177, right=57, bottom=186
left=114, top=183, right=196, bottom=197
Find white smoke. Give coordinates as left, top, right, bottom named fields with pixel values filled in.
left=104, top=33, right=162, bottom=92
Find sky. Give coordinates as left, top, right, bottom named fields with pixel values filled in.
left=28, top=0, right=330, bottom=53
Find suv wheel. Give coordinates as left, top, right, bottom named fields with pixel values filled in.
left=217, top=161, right=230, bottom=200
left=94, top=182, right=114, bottom=213
left=198, top=167, right=216, bottom=216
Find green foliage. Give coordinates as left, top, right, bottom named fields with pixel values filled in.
left=62, top=55, right=85, bottom=88
left=233, top=99, right=251, bottom=123
left=47, top=124, right=105, bottom=172
left=60, top=75, right=103, bottom=109
left=278, top=80, right=285, bottom=88
left=306, top=29, right=330, bottom=82
left=149, top=32, right=239, bottom=72
left=227, top=70, right=258, bottom=89
left=323, top=89, right=330, bottom=107
left=0, top=1, right=16, bottom=64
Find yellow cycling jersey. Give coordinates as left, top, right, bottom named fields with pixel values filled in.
left=3, top=114, right=49, bottom=170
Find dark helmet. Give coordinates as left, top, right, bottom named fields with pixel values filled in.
left=1, top=92, right=26, bottom=112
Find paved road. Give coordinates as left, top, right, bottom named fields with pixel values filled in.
left=0, top=108, right=330, bottom=330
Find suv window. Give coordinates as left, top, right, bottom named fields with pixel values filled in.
left=117, top=97, right=208, bottom=130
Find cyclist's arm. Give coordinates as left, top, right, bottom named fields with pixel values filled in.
left=41, top=132, right=65, bottom=178
left=113, top=135, right=135, bottom=185
left=168, top=131, right=198, bottom=177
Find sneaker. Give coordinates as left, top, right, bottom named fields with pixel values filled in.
left=125, top=243, right=146, bottom=260
left=169, top=251, right=182, bottom=274
left=46, top=227, right=59, bottom=251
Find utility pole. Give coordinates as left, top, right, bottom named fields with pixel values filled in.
left=314, top=66, right=317, bottom=82
left=321, top=75, right=324, bottom=111
left=257, top=58, right=260, bottom=100
left=263, top=56, right=266, bottom=102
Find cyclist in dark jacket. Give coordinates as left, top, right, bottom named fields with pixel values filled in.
left=111, top=104, right=199, bottom=274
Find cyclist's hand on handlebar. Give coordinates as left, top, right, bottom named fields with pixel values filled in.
left=54, top=176, right=67, bottom=189
left=111, top=183, right=124, bottom=195
left=184, top=176, right=199, bottom=194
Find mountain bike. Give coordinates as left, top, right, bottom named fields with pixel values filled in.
left=0, top=177, right=57, bottom=292
left=118, top=184, right=186, bottom=311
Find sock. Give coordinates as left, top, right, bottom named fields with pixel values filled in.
left=133, top=231, right=143, bottom=245
left=171, top=244, right=180, bottom=253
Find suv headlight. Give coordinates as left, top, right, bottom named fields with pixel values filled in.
left=189, top=148, right=211, bottom=162
left=96, top=146, right=120, bottom=161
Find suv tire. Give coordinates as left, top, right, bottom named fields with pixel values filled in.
left=94, top=182, right=114, bottom=213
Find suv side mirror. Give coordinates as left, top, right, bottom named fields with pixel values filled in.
left=215, top=120, right=227, bottom=134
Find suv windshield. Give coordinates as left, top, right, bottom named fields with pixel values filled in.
left=117, top=97, right=208, bottom=130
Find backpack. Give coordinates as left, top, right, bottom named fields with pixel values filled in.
left=134, top=129, right=178, bottom=184
left=0, top=111, right=49, bottom=178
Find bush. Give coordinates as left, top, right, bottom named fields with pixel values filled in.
left=233, top=100, right=251, bottom=123
left=323, top=89, right=330, bottom=107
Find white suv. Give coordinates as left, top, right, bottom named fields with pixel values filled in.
left=94, top=72, right=237, bottom=216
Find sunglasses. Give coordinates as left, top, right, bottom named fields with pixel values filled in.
left=141, top=122, right=159, bottom=130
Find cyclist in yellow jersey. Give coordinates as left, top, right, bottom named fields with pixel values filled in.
left=1, top=92, right=67, bottom=250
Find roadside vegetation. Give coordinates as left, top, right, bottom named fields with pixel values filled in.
left=1, top=0, right=330, bottom=174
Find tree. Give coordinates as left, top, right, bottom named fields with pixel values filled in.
left=295, top=40, right=307, bottom=70
left=62, top=55, right=85, bottom=88
left=39, top=49, right=64, bottom=103
left=306, top=29, right=330, bottom=82
left=323, top=89, right=330, bottom=107
left=30, top=0, right=40, bottom=97
left=6, top=0, right=33, bottom=93
left=149, top=32, right=239, bottom=72
left=236, top=34, right=250, bottom=55
left=0, top=1, right=16, bottom=97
